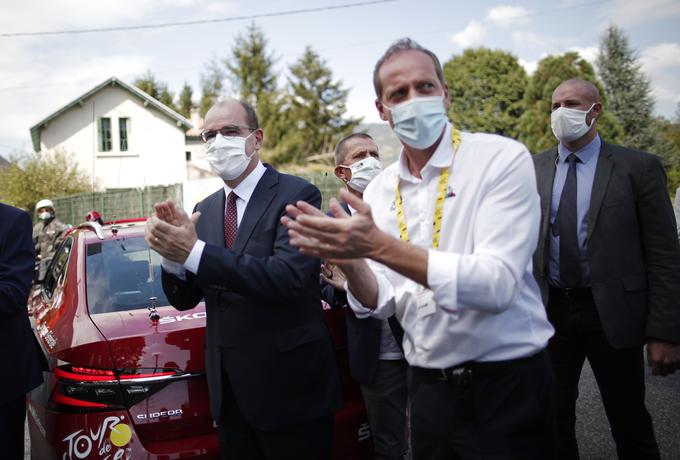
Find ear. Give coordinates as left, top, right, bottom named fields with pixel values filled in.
left=254, top=128, right=264, bottom=150
left=376, top=99, right=389, bottom=122
left=334, top=165, right=350, bottom=182
left=588, top=103, right=602, bottom=125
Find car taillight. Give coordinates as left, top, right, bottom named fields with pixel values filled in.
left=51, top=365, right=183, bottom=412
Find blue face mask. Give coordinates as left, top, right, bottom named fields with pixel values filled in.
left=383, top=95, right=447, bottom=149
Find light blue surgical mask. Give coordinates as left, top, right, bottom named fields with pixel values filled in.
left=383, top=95, right=447, bottom=149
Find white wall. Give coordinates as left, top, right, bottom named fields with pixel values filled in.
left=39, top=85, right=187, bottom=190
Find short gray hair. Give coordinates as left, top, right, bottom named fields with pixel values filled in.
left=373, top=37, right=445, bottom=99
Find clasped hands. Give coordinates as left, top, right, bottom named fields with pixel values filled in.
left=145, top=200, right=201, bottom=264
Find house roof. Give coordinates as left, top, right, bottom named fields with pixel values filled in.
left=29, top=76, right=193, bottom=152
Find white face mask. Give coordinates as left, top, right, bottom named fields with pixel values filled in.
left=39, top=211, right=53, bottom=221
left=383, top=95, right=447, bottom=149
left=340, top=156, right=382, bottom=193
left=205, top=132, right=256, bottom=181
left=551, top=103, right=596, bottom=143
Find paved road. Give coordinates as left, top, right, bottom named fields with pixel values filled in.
left=24, top=357, right=679, bottom=459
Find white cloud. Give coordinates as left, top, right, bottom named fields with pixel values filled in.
left=568, top=45, right=598, bottom=64
left=486, top=5, right=530, bottom=25
left=603, top=0, right=680, bottom=27
left=451, top=20, right=486, bottom=48
left=639, top=43, right=680, bottom=117
left=518, top=58, right=539, bottom=75
left=640, top=43, right=680, bottom=74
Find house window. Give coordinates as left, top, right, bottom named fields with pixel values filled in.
left=98, top=117, right=112, bottom=152
left=119, top=118, right=129, bottom=151
left=186, top=151, right=191, bottom=161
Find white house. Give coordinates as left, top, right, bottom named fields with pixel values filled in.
left=29, top=77, right=209, bottom=190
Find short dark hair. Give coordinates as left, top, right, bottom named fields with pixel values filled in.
left=238, top=100, right=259, bottom=129
left=373, top=37, right=445, bottom=99
left=334, top=133, right=375, bottom=166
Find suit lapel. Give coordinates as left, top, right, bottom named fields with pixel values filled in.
left=537, top=149, right=558, bottom=237
left=587, top=141, right=614, bottom=240
left=198, top=191, right=226, bottom=248
left=232, top=166, right=278, bottom=253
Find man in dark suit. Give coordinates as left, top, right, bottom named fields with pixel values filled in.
left=0, top=202, right=46, bottom=459
left=532, top=79, right=680, bottom=459
left=321, top=133, right=408, bottom=459
left=146, top=99, right=342, bottom=460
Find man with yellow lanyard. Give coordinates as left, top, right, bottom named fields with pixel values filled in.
left=282, top=38, right=556, bottom=459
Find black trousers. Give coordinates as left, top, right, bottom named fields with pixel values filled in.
left=217, top=371, right=333, bottom=460
left=0, top=395, right=26, bottom=460
left=408, top=350, right=556, bottom=460
left=360, top=359, right=409, bottom=460
left=546, top=288, right=659, bottom=460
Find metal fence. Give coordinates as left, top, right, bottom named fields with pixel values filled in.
left=51, top=184, right=182, bottom=226
left=50, top=174, right=344, bottom=226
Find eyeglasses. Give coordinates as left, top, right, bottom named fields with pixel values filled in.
left=201, top=125, right=256, bottom=143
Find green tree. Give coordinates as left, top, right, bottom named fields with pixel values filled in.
left=199, top=56, right=226, bottom=118
left=272, top=46, right=361, bottom=165
left=596, top=25, right=655, bottom=150
left=225, top=22, right=278, bottom=105
left=223, top=22, right=286, bottom=151
left=443, top=48, right=528, bottom=138
left=0, top=150, right=91, bottom=212
left=134, top=70, right=177, bottom=111
left=518, top=52, right=623, bottom=153
left=177, top=82, right=194, bottom=118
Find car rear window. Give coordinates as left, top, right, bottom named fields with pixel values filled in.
left=86, top=236, right=169, bottom=314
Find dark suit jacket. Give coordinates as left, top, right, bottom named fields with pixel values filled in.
left=162, top=166, right=342, bottom=430
left=0, top=203, right=46, bottom=405
left=532, top=141, right=680, bottom=348
left=320, top=202, right=404, bottom=385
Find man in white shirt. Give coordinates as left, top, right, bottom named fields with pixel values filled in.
left=321, top=133, right=409, bottom=459
left=282, top=38, right=556, bottom=459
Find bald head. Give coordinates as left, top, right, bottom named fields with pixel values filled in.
left=554, top=79, right=600, bottom=105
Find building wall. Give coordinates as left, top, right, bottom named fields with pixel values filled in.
left=39, top=85, right=187, bottom=190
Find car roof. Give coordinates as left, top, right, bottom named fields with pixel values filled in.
left=70, top=218, right=148, bottom=243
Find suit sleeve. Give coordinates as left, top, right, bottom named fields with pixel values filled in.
left=195, top=183, right=322, bottom=303
left=0, top=210, right=35, bottom=316
left=639, top=155, right=680, bottom=343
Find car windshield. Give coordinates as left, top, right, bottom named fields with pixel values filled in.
left=86, top=236, right=168, bottom=314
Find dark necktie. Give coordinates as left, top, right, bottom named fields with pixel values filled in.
left=224, top=191, right=238, bottom=248
left=555, top=154, right=582, bottom=287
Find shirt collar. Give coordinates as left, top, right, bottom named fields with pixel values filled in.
left=397, top=122, right=454, bottom=183
left=557, top=134, right=601, bottom=165
left=223, top=161, right=266, bottom=202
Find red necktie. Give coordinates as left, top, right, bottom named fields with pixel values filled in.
left=224, top=191, right=238, bottom=248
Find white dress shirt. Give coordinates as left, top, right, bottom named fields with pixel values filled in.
left=162, top=162, right=267, bottom=277
left=347, top=123, right=554, bottom=369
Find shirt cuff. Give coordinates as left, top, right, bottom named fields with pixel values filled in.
left=183, top=240, right=206, bottom=275
left=161, top=257, right=186, bottom=280
left=346, top=272, right=395, bottom=320
left=427, top=249, right=460, bottom=316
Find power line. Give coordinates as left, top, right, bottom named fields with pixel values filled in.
left=0, top=0, right=398, bottom=38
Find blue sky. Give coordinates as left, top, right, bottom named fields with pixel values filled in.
left=1, top=0, right=679, bottom=157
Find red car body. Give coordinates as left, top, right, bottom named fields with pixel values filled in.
left=27, top=219, right=373, bottom=459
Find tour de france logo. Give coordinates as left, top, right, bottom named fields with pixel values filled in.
left=62, top=416, right=132, bottom=459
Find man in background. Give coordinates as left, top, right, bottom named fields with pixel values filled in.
left=322, top=133, right=408, bottom=460
left=32, top=198, right=69, bottom=280
left=532, top=78, right=680, bottom=459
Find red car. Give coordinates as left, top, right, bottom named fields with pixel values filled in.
left=27, top=219, right=373, bottom=459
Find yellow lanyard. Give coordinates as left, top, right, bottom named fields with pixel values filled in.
left=395, top=127, right=461, bottom=250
